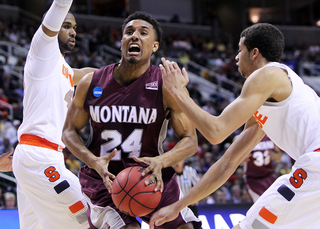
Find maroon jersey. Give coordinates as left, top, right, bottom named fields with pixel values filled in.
left=78, top=63, right=201, bottom=229
left=244, top=135, right=275, bottom=179
left=79, top=63, right=175, bottom=202
left=244, top=135, right=277, bottom=198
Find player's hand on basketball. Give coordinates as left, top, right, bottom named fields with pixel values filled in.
left=132, top=156, right=164, bottom=192
left=149, top=203, right=179, bottom=229
left=159, top=57, right=189, bottom=96
left=0, top=148, right=13, bottom=172
left=94, top=148, right=117, bottom=192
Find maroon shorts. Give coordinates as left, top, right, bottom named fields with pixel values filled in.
left=246, top=174, right=277, bottom=196
left=80, top=167, right=202, bottom=229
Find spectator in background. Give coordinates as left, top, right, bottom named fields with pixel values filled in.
left=3, top=192, right=16, bottom=209
left=173, top=159, right=200, bottom=217
left=187, top=83, right=203, bottom=106
left=201, top=100, right=217, bottom=115
left=213, top=188, right=231, bottom=204
left=2, top=138, right=11, bottom=155
left=0, top=188, right=4, bottom=209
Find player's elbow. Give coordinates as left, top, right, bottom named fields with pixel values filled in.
left=61, top=126, right=72, bottom=146
left=204, top=126, right=226, bottom=145
left=207, top=134, right=226, bottom=145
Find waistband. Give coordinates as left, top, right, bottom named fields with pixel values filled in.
left=19, top=134, right=64, bottom=152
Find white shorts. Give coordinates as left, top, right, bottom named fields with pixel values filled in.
left=13, top=139, right=88, bottom=229
left=239, top=151, right=320, bottom=229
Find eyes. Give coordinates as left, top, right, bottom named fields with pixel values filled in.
left=62, top=24, right=77, bottom=31
left=125, top=29, right=148, bottom=36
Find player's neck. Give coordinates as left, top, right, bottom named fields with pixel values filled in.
left=114, top=62, right=150, bottom=86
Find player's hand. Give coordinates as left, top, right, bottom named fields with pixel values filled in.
left=159, top=57, right=189, bottom=96
left=0, top=148, right=13, bottom=172
left=149, top=203, right=180, bottom=229
left=132, top=156, right=164, bottom=192
left=94, top=149, right=117, bottom=192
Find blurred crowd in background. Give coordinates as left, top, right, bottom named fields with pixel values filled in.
left=0, top=10, right=317, bottom=209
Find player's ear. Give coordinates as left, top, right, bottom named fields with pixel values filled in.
left=251, top=48, right=259, bottom=59
left=152, top=41, right=159, bottom=53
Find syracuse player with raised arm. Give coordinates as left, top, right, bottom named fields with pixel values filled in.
left=12, top=0, right=95, bottom=228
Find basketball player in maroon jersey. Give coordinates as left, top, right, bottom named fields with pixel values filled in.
left=239, top=135, right=278, bottom=202
left=62, top=12, right=201, bottom=229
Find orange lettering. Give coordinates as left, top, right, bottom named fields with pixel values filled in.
left=62, top=65, right=74, bottom=87
left=254, top=111, right=268, bottom=128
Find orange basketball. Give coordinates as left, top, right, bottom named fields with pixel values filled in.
left=111, top=166, right=162, bottom=217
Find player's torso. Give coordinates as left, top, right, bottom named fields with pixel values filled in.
left=84, top=64, right=168, bottom=175
left=18, top=55, right=74, bottom=146
left=254, top=62, right=320, bottom=159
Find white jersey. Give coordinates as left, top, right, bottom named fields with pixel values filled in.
left=254, top=62, right=320, bottom=160
left=18, top=27, right=74, bottom=147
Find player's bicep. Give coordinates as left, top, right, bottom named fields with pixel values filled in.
left=164, top=87, right=196, bottom=139
left=72, top=67, right=97, bottom=85
left=217, top=74, right=273, bottom=135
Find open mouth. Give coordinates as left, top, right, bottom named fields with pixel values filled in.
left=128, top=44, right=140, bottom=54
left=68, top=38, right=75, bottom=45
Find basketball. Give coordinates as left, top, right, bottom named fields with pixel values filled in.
left=111, top=166, right=162, bottom=217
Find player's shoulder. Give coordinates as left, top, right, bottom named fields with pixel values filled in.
left=77, top=72, right=94, bottom=89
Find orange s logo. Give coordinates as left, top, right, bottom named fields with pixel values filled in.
left=290, top=168, right=307, bottom=188
left=44, top=166, right=61, bottom=182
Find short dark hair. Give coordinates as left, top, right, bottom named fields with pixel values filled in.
left=240, top=23, right=284, bottom=62
left=122, top=11, right=162, bottom=46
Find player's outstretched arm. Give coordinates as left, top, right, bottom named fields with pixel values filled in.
left=159, top=57, right=276, bottom=144
left=42, top=0, right=73, bottom=37
left=150, top=119, right=265, bottom=228
left=0, top=148, right=13, bottom=172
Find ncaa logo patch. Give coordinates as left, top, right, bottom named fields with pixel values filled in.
left=145, top=81, right=158, bottom=90
left=93, top=86, right=103, bottom=97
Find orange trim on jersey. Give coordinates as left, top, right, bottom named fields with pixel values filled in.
left=314, top=148, right=320, bottom=152
left=69, top=201, right=85, bottom=214
left=19, top=134, right=64, bottom=152
left=259, top=206, right=277, bottom=224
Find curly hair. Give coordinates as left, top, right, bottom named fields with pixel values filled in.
left=240, top=23, right=284, bottom=62
left=122, top=11, right=162, bottom=46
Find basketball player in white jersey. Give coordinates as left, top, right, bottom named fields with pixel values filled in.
left=12, top=0, right=95, bottom=228
left=150, top=23, right=320, bottom=229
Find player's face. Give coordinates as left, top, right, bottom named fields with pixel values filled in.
left=58, top=13, right=77, bottom=55
left=121, top=19, right=159, bottom=64
left=235, top=37, right=253, bottom=78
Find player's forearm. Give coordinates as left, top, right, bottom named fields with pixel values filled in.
left=42, top=0, right=73, bottom=33
left=173, top=91, right=226, bottom=144
left=62, top=129, right=97, bottom=169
